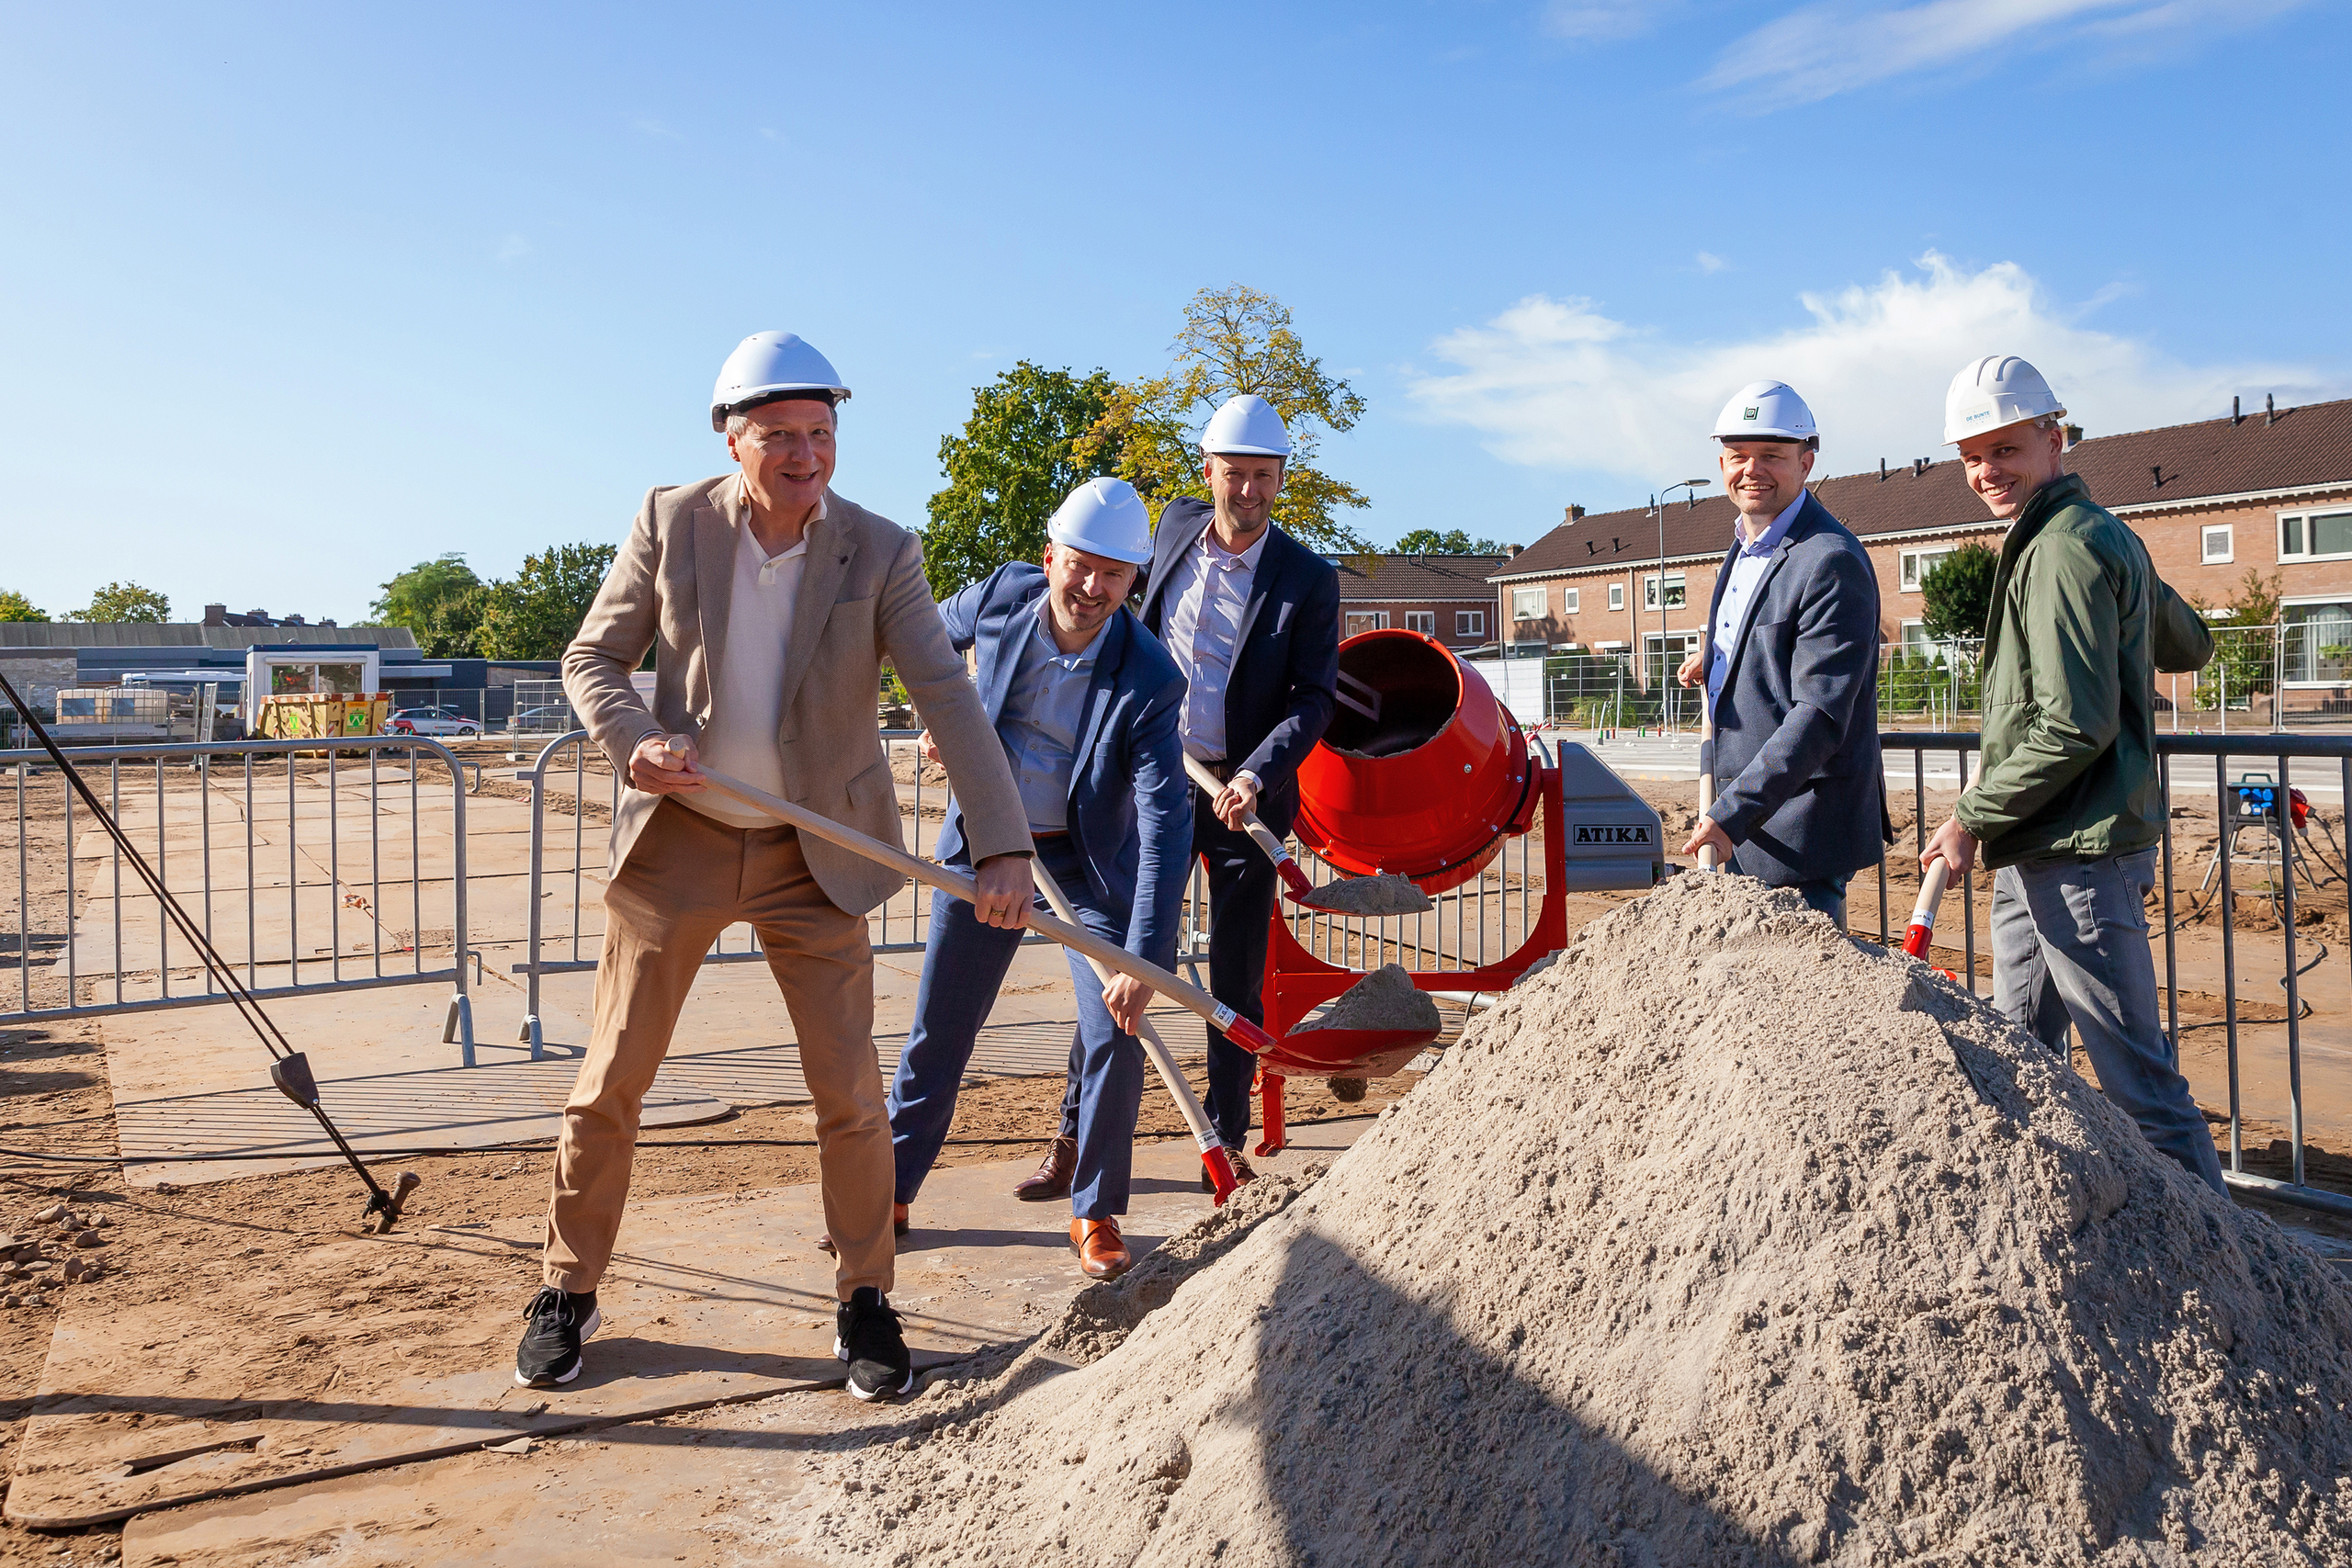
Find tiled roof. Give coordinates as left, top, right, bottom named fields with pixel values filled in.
left=1336, top=554, right=1509, bottom=601
left=0, top=624, right=417, bottom=650
left=1494, top=396, right=2352, bottom=581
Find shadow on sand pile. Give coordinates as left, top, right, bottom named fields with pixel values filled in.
left=799, top=874, right=2352, bottom=1567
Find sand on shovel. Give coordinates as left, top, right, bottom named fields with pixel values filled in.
left=794, top=874, right=2352, bottom=1567
left=1296, top=872, right=1433, bottom=917
left=1287, top=962, right=1442, bottom=1037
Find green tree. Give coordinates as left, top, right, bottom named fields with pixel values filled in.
left=1919, top=543, right=1998, bottom=642
left=476, top=544, right=617, bottom=660
left=72, top=581, right=171, bottom=624
left=369, top=554, right=485, bottom=655
left=0, top=589, right=46, bottom=622
left=2191, top=570, right=2281, bottom=711
left=1078, top=285, right=1371, bottom=553
left=923, top=363, right=1123, bottom=599
left=1394, top=528, right=1504, bottom=555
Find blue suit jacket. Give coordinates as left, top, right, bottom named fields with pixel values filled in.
left=1700, top=493, right=1889, bottom=885
left=1137, top=498, right=1339, bottom=824
left=933, top=564, right=1191, bottom=967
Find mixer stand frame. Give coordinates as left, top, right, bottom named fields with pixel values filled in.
left=1252, top=750, right=1570, bottom=1154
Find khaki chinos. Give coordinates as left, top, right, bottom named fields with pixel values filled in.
left=546, top=476, right=1032, bottom=1303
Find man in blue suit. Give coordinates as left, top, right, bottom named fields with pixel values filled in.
left=1136, top=395, right=1340, bottom=1168
left=1679, top=380, right=1886, bottom=925
left=886, top=478, right=1189, bottom=1280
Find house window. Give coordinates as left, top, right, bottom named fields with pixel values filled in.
left=2279, top=509, right=2352, bottom=561
left=1608, top=582, right=1624, bottom=612
left=1456, top=610, right=1485, bottom=638
left=1900, top=547, right=1955, bottom=592
left=1642, top=572, right=1686, bottom=610
left=1561, top=587, right=1580, bottom=614
left=1343, top=611, right=1390, bottom=637
left=2201, top=525, right=2233, bottom=564
left=2282, top=601, right=2352, bottom=684
left=1511, top=587, right=1545, bottom=621
left=1405, top=611, right=1436, bottom=635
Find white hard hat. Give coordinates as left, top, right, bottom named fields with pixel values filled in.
left=1199, top=393, right=1291, bottom=457
left=710, top=332, right=853, bottom=432
left=1046, top=478, right=1154, bottom=566
left=1943, top=355, right=2065, bottom=446
left=1711, top=380, right=1818, bottom=446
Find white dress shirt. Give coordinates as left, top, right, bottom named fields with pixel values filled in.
left=1706, top=493, right=1805, bottom=704
left=1162, top=524, right=1267, bottom=766
left=683, top=491, right=816, bottom=828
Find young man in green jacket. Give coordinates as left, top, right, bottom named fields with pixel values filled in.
left=1922, top=355, right=2226, bottom=1195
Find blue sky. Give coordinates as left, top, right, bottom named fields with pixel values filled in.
left=5, top=1, right=2346, bottom=624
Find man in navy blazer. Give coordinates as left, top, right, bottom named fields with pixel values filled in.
left=1679, top=380, right=1885, bottom=924
left=1137, top=395, right=1340, bottom=1164
left=887, top=479, right=1189, bottom=1280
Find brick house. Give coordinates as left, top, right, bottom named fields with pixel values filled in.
left=1487, top=397, right=2352, bottom=694
left=1333, top=553, right=1506, bottom=650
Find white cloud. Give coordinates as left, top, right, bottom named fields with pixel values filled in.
left=1407, top=253, right=2341, bottom=490
left=493, top=233, right=530, bottom=265
left=632, top=116, right=681, bottom=140
left=1694, top=252, right=1730, bottom=275
left=1703, top=0, right=2312, bottom=105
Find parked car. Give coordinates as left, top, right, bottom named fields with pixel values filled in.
left=509, top=705, right=576, bottom=733
left=386, top=706, right=481, bottom=738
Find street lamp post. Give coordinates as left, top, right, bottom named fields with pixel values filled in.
left=1651, top=479, right=1712, bottom=729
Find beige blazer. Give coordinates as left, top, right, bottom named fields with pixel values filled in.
left=563, top=475, right=1030, bottom=917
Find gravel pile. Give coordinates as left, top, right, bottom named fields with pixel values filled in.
left=799, top=874, right=2352, bottom=1566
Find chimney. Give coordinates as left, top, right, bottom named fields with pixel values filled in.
left=1507, top=544, right=1522, bottom=558
left=2267, top=393, right=2277, bottom=426
left=2064, top=423, right=2083, bottom=448
left=282, top=614, right=305, bottom=626
left=1911, top=457, right=1927, bottom=477
left=2233, top=396, right=2243, bottom=426
left=2151, top=464, right=2165, bottom=490
left=1566, top=503, right=1586, bottom=522
left=1879, top=457, right=1887, bottom=482
left=202, top=604, right=227, bottom=626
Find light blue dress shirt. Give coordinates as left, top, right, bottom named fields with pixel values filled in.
left=1000, top=598, right=1108, bottom=833
left=1706, top=493, right=1807, bottom=703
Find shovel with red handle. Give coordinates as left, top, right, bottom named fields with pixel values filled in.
left=675, top=754, right=1443, bottom=1096
left=1905, top=856, right=1962, bottom=981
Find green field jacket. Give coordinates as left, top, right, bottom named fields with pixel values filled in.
left=1956, top=473, right=2213, bottom=869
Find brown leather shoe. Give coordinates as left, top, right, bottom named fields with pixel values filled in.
left=1013, top=1136, right=1076, bottom=1202
left=1201, top=1149, right=1255, bottom=1192
left=820, top=1202, right=910, bottom=1256
left=1069, top=1216, right=1131, bottom=1280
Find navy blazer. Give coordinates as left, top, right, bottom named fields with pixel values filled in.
left=1700, top=492, right=1889, bottom=885
left=1138, top=498, right=1340, bottom=817
left=933, top=564, right=1192, bottom=967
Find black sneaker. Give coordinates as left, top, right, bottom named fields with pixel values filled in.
left=834, top=1286, right=914, bottom=1403
left=514, top=1286, right=600, bottom=1388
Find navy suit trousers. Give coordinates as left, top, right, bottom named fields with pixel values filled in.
left=888, top=837, right=1146, bottom=1219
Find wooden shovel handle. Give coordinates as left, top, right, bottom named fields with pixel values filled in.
left=686, top=761, right=1276, bottom=1055
left=1181, top=754, right=1316, bottom=899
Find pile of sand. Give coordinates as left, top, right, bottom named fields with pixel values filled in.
left=800, top=874, right=2352, bottom=1565
left=1298, top=872, right=1432, bottom=917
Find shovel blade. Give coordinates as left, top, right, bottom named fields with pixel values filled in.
left=1259, top=1029, right=1435, bottom=1080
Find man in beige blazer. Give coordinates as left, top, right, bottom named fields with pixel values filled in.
left=517, top=332, right=1034, bottom=1403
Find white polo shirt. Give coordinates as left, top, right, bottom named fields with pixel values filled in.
left=681, top=493, right=815, bottom=829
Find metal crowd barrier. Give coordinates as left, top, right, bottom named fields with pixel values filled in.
left=1875, top=731, right=2352, bottom=1219
left=3, top=736, right=477, bottom=1059
left=509, top=730, right=1212, bottom=1056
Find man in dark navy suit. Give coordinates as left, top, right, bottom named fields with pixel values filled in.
left=886, top=479, right=1189, bottom=1280
left=1134, top=394, right=1340, bottom=1173
left=1677, top=379, right=1884, bottom=926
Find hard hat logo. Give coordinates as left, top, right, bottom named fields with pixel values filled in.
left=1743, top=408, right=1759, bottom=421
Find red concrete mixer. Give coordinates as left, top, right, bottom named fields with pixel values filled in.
left=1249, top=628, right=1666, bottom=1152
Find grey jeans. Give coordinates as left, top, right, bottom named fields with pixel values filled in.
left=1989, top=850, right=2227, bottom=1194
